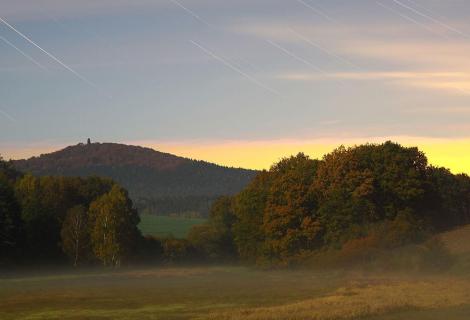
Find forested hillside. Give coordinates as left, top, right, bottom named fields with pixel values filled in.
left=13, top=142, right=257, bottom=217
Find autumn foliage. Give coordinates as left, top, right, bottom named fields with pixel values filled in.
left=192, top=141, right=470, bottom=266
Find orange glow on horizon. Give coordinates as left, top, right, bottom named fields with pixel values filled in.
left=3, top=137, right=470, bottom=175
left=134, top=137, right=470, bottom=175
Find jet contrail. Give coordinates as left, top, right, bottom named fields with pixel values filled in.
left=0, top=107, right=16, bottom=123
left=287, top=28, right=361, bottom=70
left=0, top=35, right=48, bottom=71
left=392, top=0, right=470, bottom=38
left=190, top=40, right=281, bottom=97
left=0, top=17, right=105, bottom=94
left=169, top=0, right=214, bottom=29
left=376, top=1, right=451, bottom=40
left=266, top=39, right=343, bottom=86
left=296, top=0, right=338, bottom=24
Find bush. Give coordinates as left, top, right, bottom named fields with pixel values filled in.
left=161, top=237, right=197, bottom=263
left=134, top=236, right=164, bottom=265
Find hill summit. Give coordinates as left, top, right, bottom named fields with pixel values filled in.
left=13, top=142, right=257, bottom=216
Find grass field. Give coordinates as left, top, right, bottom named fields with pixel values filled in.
left=138, top=215, right=206, bottom=238
left=1, top=225, right=470, bottom=320
left=1, top=266, right=470, bottom=320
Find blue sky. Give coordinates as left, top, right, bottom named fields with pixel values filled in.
left=1, top=1, right=470, bottom=166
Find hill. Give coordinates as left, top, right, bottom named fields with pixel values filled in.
left=13, top=142, right=257, bottom=216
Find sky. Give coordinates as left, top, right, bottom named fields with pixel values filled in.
left=1, top=0, right=470, bottom=172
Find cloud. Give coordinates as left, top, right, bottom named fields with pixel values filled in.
left=402, top=106, right=470, bottom=115
left=276, top=71, right=470, bottom=95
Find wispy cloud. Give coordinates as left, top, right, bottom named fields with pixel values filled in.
left=402, top=106, right=470, bottom=115
left=277, top=71, right=470, bottom=95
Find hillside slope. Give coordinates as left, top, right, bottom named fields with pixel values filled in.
left=439, top=224, right=470, bottom=255
left=13, top=142, right=257, bottom=216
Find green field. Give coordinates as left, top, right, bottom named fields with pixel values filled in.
left=138, top=215, right=207, bottom=238
left=1, top=266, right=470, bottom=320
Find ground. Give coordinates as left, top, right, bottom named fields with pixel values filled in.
left=1, top=266, right=470, bottom=320
left=1, top=225, right=470, bottom=320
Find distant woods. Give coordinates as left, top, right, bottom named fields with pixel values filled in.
left=12, top=142, right=257, bottom=218
left=2, top=141, right=470, bottom=269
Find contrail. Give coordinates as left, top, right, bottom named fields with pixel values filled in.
left=0, top=35, right=48, bottom=71
left=296, top=0, right=338, bottom=24
left=0, top=107, right=16, bottom=123
left=169, top=0, right=214, bottom=29
left=287, top=28, right=361, bottom=70
left=266, top=39, right=343, bottom=85
left=392, top=0, right=470, bottom=38
left=0, top=17, right=105, bottom=94
left=376, top=1, right=451, bottom=40
left=190, top=40, right=281, bottom=97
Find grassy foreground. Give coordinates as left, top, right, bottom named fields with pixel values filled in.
left=138, top=215, right=206, bottom=238
left=1, top=266, right=470, bottom=320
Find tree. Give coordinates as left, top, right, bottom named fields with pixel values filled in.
left=262, top=154, right=322, bottom=264
left=0, top=174, right=22, bottom=264
left=232, top=171, right=271, bottom=263
left=14, top=174, right=63, bottom=261
left=312, top=142, right=428, bottom=244
left=426, top=167, right=470, bottom=229
left=61, top=205, right=90, bottom=266
left=89, top=185, right=140, bottom=266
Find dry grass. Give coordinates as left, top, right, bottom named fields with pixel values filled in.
left=203, top=277, right=470, bottom=320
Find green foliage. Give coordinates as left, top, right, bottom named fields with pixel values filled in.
left=313, top=142, right=429, bottom=245
left=14, top=174, right=115, bottom=262
left=0, top=155, right=144, bottom=267
left=89, top=185, right=141, bottom=266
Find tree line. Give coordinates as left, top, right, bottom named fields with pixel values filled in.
left=0, top=158, right=140, bottom=267
left=2, top=141, right=470, bottom=269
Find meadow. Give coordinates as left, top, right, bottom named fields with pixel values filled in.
left=1, top=266, right=470, bottom=320
left=138, top=215, right=206, bottom=238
